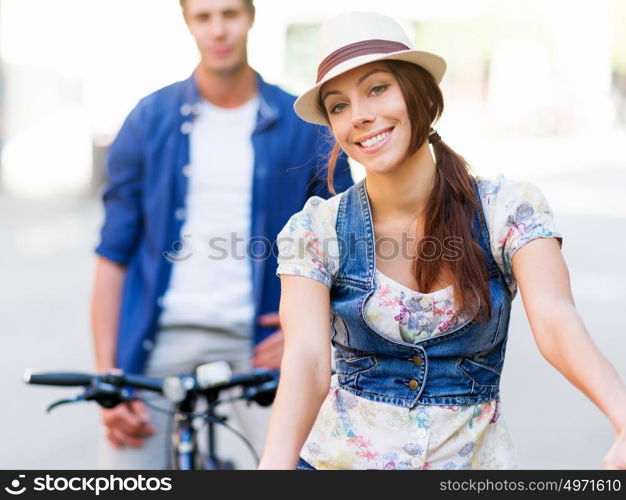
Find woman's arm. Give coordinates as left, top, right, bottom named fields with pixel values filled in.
left=513, top=237, right=626, bottom=468
left=258, top=275, right=333, bottom=469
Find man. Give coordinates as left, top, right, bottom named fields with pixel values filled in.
left=91, top=0, right=352, bottom=469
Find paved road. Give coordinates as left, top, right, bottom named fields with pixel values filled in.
left=1, top=166, right=625, bottom=469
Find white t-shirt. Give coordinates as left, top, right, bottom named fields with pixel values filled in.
left=158, top=94, right=260, bottom=337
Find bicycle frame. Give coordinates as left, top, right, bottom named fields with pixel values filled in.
left=166, top=378, right=235, bottom=470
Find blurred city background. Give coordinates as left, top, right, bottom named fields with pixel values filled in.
left=1, top=0, right=625, bottom=469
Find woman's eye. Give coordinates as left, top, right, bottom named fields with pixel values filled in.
left=370, top=84, right=388, bottom=95
left=330, top=103, right=347, bottom=114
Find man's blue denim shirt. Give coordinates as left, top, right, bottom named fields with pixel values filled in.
left=95, top=70, right=353, bottom=374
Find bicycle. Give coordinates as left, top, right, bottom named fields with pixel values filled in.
left=24, top=361, right=279, bottom=470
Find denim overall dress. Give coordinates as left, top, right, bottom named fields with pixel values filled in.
left=296, top=178, right=513, bottom=470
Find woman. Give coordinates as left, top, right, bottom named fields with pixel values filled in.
left=258, top=12, right=626, bottom=470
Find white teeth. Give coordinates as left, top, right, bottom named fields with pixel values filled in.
left=360, top=131, right=390, bottom=148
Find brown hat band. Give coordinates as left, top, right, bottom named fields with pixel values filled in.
left=316, top=39, right=410, bottom=83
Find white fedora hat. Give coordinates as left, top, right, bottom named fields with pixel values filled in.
left=293, top=12, right=447, bottom=126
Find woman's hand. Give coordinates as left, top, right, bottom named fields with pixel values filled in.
left=602, top=430, right=626, bottom=469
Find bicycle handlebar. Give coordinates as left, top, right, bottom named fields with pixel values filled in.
left=24, top=363, right=279, bottom=408
left=24, top=371, right=93, bottom=387
left=161, top=365, right=279, bottom=403
left=207, top=369, right=277, bottom=391
left=24, top=370, right=165, bottom=393
left=103, top=373, right=165, bottom=393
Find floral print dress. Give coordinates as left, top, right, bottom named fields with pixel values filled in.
left=276, top=174, right=563, bottom=470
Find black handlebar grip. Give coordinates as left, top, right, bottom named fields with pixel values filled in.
left=121, top=374, right=164, bottom=393
left=24, top=370, right=93, bottom=387
left=229, top=369, right=278, bottom=387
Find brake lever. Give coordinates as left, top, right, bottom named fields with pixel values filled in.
left=46, top=395, right=87, bottom=413
left=83, top=382, right=134, bottom=409
left=45, top=377, right=138, bottom=413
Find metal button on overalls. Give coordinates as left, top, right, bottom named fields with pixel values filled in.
left=408, top=379, right=419, bottom=391
left=412, top=355, right=422, bottom=366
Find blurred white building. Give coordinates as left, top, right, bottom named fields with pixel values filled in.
left=0, top=0, right=623, bottom=200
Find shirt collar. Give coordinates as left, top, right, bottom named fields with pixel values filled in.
left=180, top=68, right=280, bottom=131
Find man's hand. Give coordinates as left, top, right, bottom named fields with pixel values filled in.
left=254, top=312, right=284, bottom=369
left=102, top=399, right=155, bottom=448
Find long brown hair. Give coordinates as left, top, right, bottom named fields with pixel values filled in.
left=317, top=59, right=491, bottom=322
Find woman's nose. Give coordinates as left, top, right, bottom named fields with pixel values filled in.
left=350, top=101, right=374, bottom=128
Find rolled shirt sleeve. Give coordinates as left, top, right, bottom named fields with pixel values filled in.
left=95, top=105, right=145, bottom=266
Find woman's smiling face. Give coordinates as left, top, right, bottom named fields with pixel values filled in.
left=320, top=61, right=412, bottom=174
